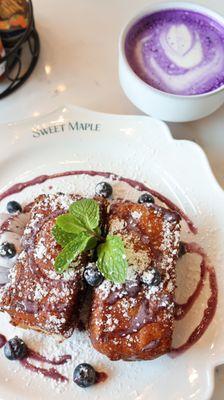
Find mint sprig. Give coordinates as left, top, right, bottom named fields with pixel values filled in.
left=69, top=199, right=100, bottom=231
left=56, top=214, right=88, bottom=234
left=52, top=198, right=127, bottom=283
left=97, top=235, right=128, bottom=283
left=54, top=233, right=97, bottom=273
left=52, top=225, right=76, bottom=247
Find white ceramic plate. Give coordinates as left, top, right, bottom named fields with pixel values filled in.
left=0, top=105, right=223, bottom=400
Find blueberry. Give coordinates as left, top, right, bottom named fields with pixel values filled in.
left=141, top=267, right=162, bottom=286
left=4, top=337, right=28, bottom=360
left=95, top=182, right=113, bottom=198
left=84, top=264, right=104, bottom=287
left=7, top=201, right=22, bottom=214
left=138, top=193, right=155, bottom=204
left=0, top=242, right=16, bottom=258
left=150, top=268, right=162, bottom=286
left=178, top=242, right=187, bottom=258
left=73, top=363, right=97, bottom=388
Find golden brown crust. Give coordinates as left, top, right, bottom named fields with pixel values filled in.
left=0, top=193, right=107, bottom=337
left=89, top=202, right=181, bottom=360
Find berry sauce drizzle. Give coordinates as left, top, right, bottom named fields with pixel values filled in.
left=28, top=349, right=71, bottom=366
left=0, top=334, right=7, bottom=348
left=24, top=344, right=71, bottom=381
left=20, top=359, right=69, bottom=382
left=96, top=371, right=108, bottom=384
left=172, top=242, right=218, bottom=354
left=0, top=169, right=218, bottom=379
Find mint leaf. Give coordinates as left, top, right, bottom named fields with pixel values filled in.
left=54, top=232, right=91, bottom=274
left=85, top=236, right=98, bottom=250
left=56, top=214, right=86, bottom=234
left=97, top=235, right=127, bottom=283
left=52, top=225, right=76, bottom=247
left=69, top=199, right=100, bottom=231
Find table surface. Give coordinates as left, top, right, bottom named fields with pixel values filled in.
left=0, top=0, right=224, bottom=398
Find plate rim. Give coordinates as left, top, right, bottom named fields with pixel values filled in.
left=1, top=104, right=223, bottom=193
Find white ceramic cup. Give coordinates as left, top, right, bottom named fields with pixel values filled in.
left=119, top=2, right=224, bottom=122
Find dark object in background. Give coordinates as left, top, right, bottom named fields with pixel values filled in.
left=0, top=0, right=40, bottom=99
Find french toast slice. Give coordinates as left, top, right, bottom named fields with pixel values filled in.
left=89, top=201, right=181, bottom=360
left=0, top=193, right=108, bottom=338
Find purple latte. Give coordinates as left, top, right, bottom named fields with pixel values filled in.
left=125, top=9, right=224, bottom=95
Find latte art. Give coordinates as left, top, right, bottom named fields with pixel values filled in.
left=125, top=9, right=224, bottom=95
left=159, top=25, right=203, bottom=69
